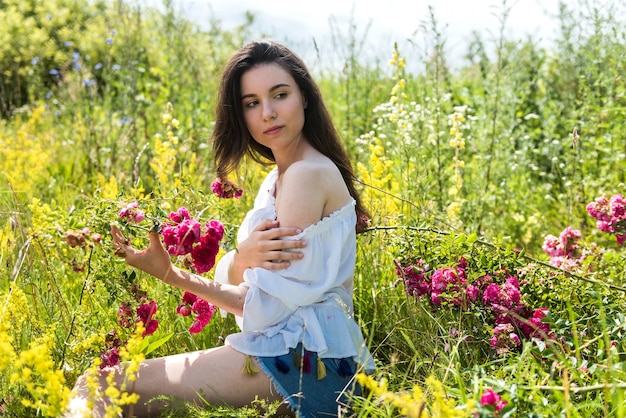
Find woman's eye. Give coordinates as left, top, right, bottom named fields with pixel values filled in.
left=274, top=92, right=287, bottom=99
left=244, top=100, right=258, bottom=108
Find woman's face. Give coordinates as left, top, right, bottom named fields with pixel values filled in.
left=240, top=63, right=307, bottom=153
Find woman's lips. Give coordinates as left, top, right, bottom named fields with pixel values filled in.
left=264, top=125, right=283, bottom=135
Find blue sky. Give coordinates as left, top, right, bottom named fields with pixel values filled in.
left=144, top=0, right=570, bottom=68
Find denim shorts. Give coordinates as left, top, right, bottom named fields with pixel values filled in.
left=256, top=344, right=362, bottom=418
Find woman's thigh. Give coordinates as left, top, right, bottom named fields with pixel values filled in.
left=134, top=345, right=280, bottom=411
left=74, top=344, right=286, bottom=417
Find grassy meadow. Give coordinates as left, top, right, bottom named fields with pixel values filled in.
left=1, top=0, right=626, bottom=416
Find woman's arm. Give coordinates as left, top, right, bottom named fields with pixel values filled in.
left=110, top=219, right=308, bottom=315
left=110, top=225, right=248, bottom=316
left=228, top=219, right=306, bottom=285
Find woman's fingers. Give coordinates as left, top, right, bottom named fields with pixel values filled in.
left=253, top=219, right=302, bottom=239
left=262, top=260, right=291, bottom=270
left=148, top=231, right=163, bottom=247
left=110, top=224, right=129, bottom=258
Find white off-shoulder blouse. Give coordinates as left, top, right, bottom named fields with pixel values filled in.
left=214, top=168, right=375, bottom=372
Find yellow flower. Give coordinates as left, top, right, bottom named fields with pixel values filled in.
left=96, top=173, right=119, bottom=200
left=0, top=325, right=16, bottom=373
left=9, top=333, right=71, bottom=416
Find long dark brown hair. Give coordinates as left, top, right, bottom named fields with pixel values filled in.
left=212, top=40, right=368, bottom=220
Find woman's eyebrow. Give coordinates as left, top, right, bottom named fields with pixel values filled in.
left=241, top=83, right=291, bottom=101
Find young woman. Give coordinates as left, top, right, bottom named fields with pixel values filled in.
left=66, top=40, right=375, bottom=418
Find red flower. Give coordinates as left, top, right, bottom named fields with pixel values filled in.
left=100, top=347, right=120, bottom=369
left=136, top=300, right=159, bottom=336
left=176, top=292, right=215, bottom=334
left=176, top=291, right=198, bottom=316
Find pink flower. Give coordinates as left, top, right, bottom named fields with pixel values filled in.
left=176, top=305, right=192, bottom=316
left=586, top=195, right=611, bottom=222
left=502, top=281, right=521, bottom=306
left=480, top=389, right=500, bottom=406
left=136, top=300, right=159, bottom=336
left=431, top=291, right=442, bottom=306
left=597, top=220, right=614, bottom=233
left=480, top=389, right=508, bottom=412
left=190, top=221, right=224, bottom=274
left=162, top=219, right=202, bottom=256
left=504, top=276, right=519, bottom=288
left=191, top=237, right=220, bottom=274
left=205, top=220, right=225, bottom=241
left=400, top=261, right=430, bottom=298
left=211, top=178, right=243, bottom=199
left=118, top=201, right=145, bottom=224
left=181, top=291, right=198, bottom=305
left=482, top=280, right=521, bottom=313
left=521, top=308, right=554, bottom=340
left=490, top=323, right=521, bottom=355
left=465, top=285, right=480, bottom=303
left=609, top=194, right=625, bottom=218
left=431, top=268, right=458, bottom=292
left=587, top=194, right=626, bottom=245
left=91, top=233, right=103, bottom=244
left=169, top=206, right=190, bottom=223
left=542, top=234, right=561, bottom=257
left=549, top=255, right=581, bottom=271
left=559, top=226, right=581, bottom=257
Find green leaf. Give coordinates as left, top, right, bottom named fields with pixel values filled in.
left=141, top=332, right=174, bottom=355
left=533, top=338, right=546, bottom=353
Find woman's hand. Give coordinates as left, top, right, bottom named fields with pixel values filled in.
left=229, top=219, right=306, bottom=284
left=110, top=224, right=175, bottom=283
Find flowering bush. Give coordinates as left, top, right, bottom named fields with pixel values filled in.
left=100, top=284, right=160, bottom=369
left=587, top=193, right=626, bottom=245
left=541, top=226, right=601, bottom=271
left=397, top=257, right=555, bottom=356
left=89, top=201, right=226, bottom=370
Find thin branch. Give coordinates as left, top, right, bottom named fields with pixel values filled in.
left=362, top=225, right=626, bottom=293
left=528, top=383, right=626, bottom=394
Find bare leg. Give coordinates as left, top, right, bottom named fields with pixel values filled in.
left=65, top=344, right=290, bottom=417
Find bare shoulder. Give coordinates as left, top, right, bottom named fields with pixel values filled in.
left=282, top=158, right=339, bottom=187
left=279, top=158, right=351, bottom=224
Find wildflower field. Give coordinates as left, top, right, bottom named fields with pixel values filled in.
left=1, top=0, right=626, bottom=416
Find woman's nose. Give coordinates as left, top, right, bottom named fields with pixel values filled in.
left=262, top=103, right=276, bottom=121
